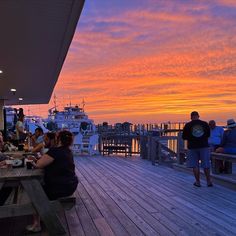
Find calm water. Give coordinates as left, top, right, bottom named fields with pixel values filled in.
left=101, top=123, right=185, bottom=156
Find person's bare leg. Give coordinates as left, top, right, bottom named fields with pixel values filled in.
left=193, top=167, right=200, bottom=185
left=32, top=214, right=41, bottom=227
left=26, top=214, right=41, bottom=232
left=204, top=168, right=212, bottom=186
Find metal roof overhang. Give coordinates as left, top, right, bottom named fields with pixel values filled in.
left=0, top=0, right=85, bottom=105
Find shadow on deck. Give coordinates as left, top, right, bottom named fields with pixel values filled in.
left=1, top=155, right=236, bottom=235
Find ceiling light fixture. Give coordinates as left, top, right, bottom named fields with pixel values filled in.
left=0, top=70, right=3, bottom=74
left=10, top=88, right=16, bottom=95
left=18, top=98, right=23, bottom=101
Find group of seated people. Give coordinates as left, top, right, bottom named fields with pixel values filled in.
left=0, top=128, right=78, bottom=233
left=208, top=119, right=236, bottom=173
left=208, top=118, right=236, bottom=154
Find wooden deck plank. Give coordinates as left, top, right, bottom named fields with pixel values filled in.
left=78, top=162, right=157, bottom=236
left=76, top=156, right=236, bottom=236
left=77, top=182, right=103, bottom=220
left=75, top=162, right=144, bottom=236
left=113, top=157, right=236, bottom=219
left=111, top=156, right=236, bottom=201
left=94, top=218, right=115, bottom=236
left=89, top=159, right=201, bottom=236
left=74, top=193, right=100, bottom=236
left=1, top=155, right=236, bottom=236
left=78, top=158, right=214, bottom=236
left=101, top=156, right=236, bottom=209
left=65, top=207, right=85, bottom=236
left=79, top=160, right=176, bottom=236
left=76, top=183, right=117, bottom=236
left=80, top=157, right=215, bottom=232
left=99, top=157, right=236, bottom=232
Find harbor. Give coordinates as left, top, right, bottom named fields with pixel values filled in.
left=1, top=0, right=236, bottom=235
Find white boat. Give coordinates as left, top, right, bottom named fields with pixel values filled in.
left=46, top=105, right=99, bottom=155
left=24, top=116, right=49, bottom=134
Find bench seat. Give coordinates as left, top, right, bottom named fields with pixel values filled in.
left=0, top=189, right=76, bottom=219
left=211, top=152, right=236, bottom=174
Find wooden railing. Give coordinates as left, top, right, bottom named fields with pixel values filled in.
left=140, top=132, right=185, bottom=165
left=211, top=152, right=236, bottom=174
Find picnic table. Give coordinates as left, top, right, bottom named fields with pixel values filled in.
left=0, top=164, right=66, bottom=235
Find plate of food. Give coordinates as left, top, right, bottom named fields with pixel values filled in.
left=12, top=159, right=24, bottom=168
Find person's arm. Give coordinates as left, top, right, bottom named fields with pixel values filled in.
left=206, top=123, right=211, bottom=138
left=31, top=142, right=44, bottom=153
left=182, top=124, right=188, bottom=140
left=31, top=135, right=37, bottom=147
left=220, top=127, right=224, bottom=140
left=220, top=131, right=227, bottom=147
left=34, top=154, right=54, bottom=169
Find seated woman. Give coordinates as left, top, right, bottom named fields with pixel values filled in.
left=26, top=130, right=78, bottom=233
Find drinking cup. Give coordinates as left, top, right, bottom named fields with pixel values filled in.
left=18, top=144, right=24, bottom=151
left=26, top=160, right=34, bottom=170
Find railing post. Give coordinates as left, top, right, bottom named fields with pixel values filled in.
left=151, top=137, right=158, bottom=165
left=98, top=135, right=102, bottom=154
left=177, top=131, right=184, bottom=164
left=157, top=138, right=162, bottom=164
left=147, top=135, right=152, bottom=160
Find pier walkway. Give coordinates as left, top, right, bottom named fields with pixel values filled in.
left=1, top=155, right=236, bottom=235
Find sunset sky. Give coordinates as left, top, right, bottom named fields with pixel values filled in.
left=23, top=0, right=236, bottom=124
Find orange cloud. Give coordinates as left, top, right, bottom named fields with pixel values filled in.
left=20, top=1, right=236, bottom=125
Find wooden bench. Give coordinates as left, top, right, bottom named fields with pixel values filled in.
left=211, top=152, right=236, bottom=174
left=0, top=188, right=76, bottom=219
left=102, top=145, right=131, bottom=157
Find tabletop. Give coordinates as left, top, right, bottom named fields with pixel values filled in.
left=0, top=167, right=43, bottom=181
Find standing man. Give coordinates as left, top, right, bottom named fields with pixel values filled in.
left=15, top=115, right=26, bottom=144
left=182, top=111, right=213, bottom=187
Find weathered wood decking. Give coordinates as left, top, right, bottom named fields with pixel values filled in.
left=1, top=155, right=236, bottom=235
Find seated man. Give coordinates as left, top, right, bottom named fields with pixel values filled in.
left=208, top=120, right=224, bottom=151
left=31, top=127, right=44, bottom=154
left=31, top=132, right=57, bottom=156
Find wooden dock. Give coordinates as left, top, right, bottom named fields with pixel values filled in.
left=0, top=155, right=236, bottom=235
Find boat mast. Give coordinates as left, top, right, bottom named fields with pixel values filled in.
left=82, top=98, right=85, bottom=112
left=53, top=94, right=57, bottom=112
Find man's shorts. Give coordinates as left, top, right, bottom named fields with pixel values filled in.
left=187, top=147, right=210, bottom=168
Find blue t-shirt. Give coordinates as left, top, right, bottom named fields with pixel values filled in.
left=36, top=135, right=44, bottom=144
left=208, top=126, right=224, bottom=146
